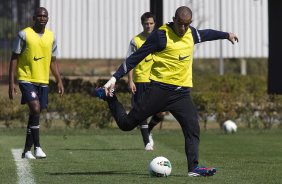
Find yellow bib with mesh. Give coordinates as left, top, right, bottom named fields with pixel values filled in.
left=133, top=33, right=153, bottom=82
left=150, top=24, right=194, bottom=87
left=17, top=27, right=54, bottom=84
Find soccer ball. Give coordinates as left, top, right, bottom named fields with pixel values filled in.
left=148, top=156, right=172, bottom=177
left=223, top=120, right=237, bottom=134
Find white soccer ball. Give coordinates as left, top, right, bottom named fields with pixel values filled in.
left=148, top=156, right=172, bottom=177
left=223, top=120, right=237, bottom=134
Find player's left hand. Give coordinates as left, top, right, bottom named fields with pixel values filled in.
left=128, top=80, right=136, bottom=94
left=8, top=83, right=17, bottom=100
left=57, top=82, right=64, bottom=97
left=228, top=33, right=239, bottom=44
left=104, top=76, right=116, bottom=97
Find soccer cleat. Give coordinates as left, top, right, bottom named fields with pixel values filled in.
left=145, top=143, right=154, bottom=151
left=149, top=133, right=154, bottom=147
left=22, top=151, right=36, bottom=159
left=34, top=147, right=47, bottom=159
left=91, top=87, right=115, bottom=100
left=188, top=166, right=217, bottom=177
left=91, top=87, right=106, bottom=99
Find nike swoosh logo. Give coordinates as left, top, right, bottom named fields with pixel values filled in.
left=145, top=58, right=152, bottom=62
left=178, top=55, right=190, bottom=60
left=33, top=56, right=44, bottom=61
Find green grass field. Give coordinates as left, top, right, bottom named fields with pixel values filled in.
left=1, top=128, right=282, bottom=184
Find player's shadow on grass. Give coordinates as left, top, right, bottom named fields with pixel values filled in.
left=61, top=148, right=142, bottom=151
left=46, top=170, right=183, bottom=177
left=46, top=170, right=148, bottom=176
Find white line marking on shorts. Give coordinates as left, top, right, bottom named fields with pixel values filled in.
left=11, top=149, right=36, bottom=184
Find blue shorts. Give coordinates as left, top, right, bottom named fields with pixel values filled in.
left=19, top=83, right=49, bottom=109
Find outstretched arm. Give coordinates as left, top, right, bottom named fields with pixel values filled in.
left=191, top=26, right=238, bottom=44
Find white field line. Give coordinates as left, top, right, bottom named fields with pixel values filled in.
left=11, top=149, right=36, bottom=184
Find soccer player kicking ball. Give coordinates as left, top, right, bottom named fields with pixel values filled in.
left=93, top=6, right=238, bottom=177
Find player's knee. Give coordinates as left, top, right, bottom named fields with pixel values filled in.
left=117, top=120, right=138, bottom=131
left=119, top=126, right=135, bottom=131
left=30, top=107, right=41, bottom=115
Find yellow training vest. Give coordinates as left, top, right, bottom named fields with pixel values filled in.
left=17, top=27, right=54, bottom=84
left=133, top=33, right=153, bottom=83
left=150, top=24, right=194, bottom=87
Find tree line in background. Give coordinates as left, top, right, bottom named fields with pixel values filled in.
left=1, top=75, right=281, bottom=130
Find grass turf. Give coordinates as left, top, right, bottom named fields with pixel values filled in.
left=1, top=128, right=282, bottom=184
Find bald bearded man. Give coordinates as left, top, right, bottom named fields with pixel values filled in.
left=94, top=6, right=238, bottom=177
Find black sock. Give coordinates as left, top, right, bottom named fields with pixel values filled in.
left=31, top=128, right=40, bottom=148
left=140, top=124, right=149, bottom=146
left=29, top=114, right=40, bottom=148
left=23, top=127, right=33, bottom=153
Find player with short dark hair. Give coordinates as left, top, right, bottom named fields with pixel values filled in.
left=8, top=7, right=64, bottom=159
left=94, top=6, right=238, bottom=177
left=127, top=12, right=165, bottom=151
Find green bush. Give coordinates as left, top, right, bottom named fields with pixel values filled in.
left=0, top=96, right=28, bottom=128
left=192, top=74, right=281, bottom=129
left=47, top=93, right=114, bottom=129
left=1, top=75, right=281, bottom=129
